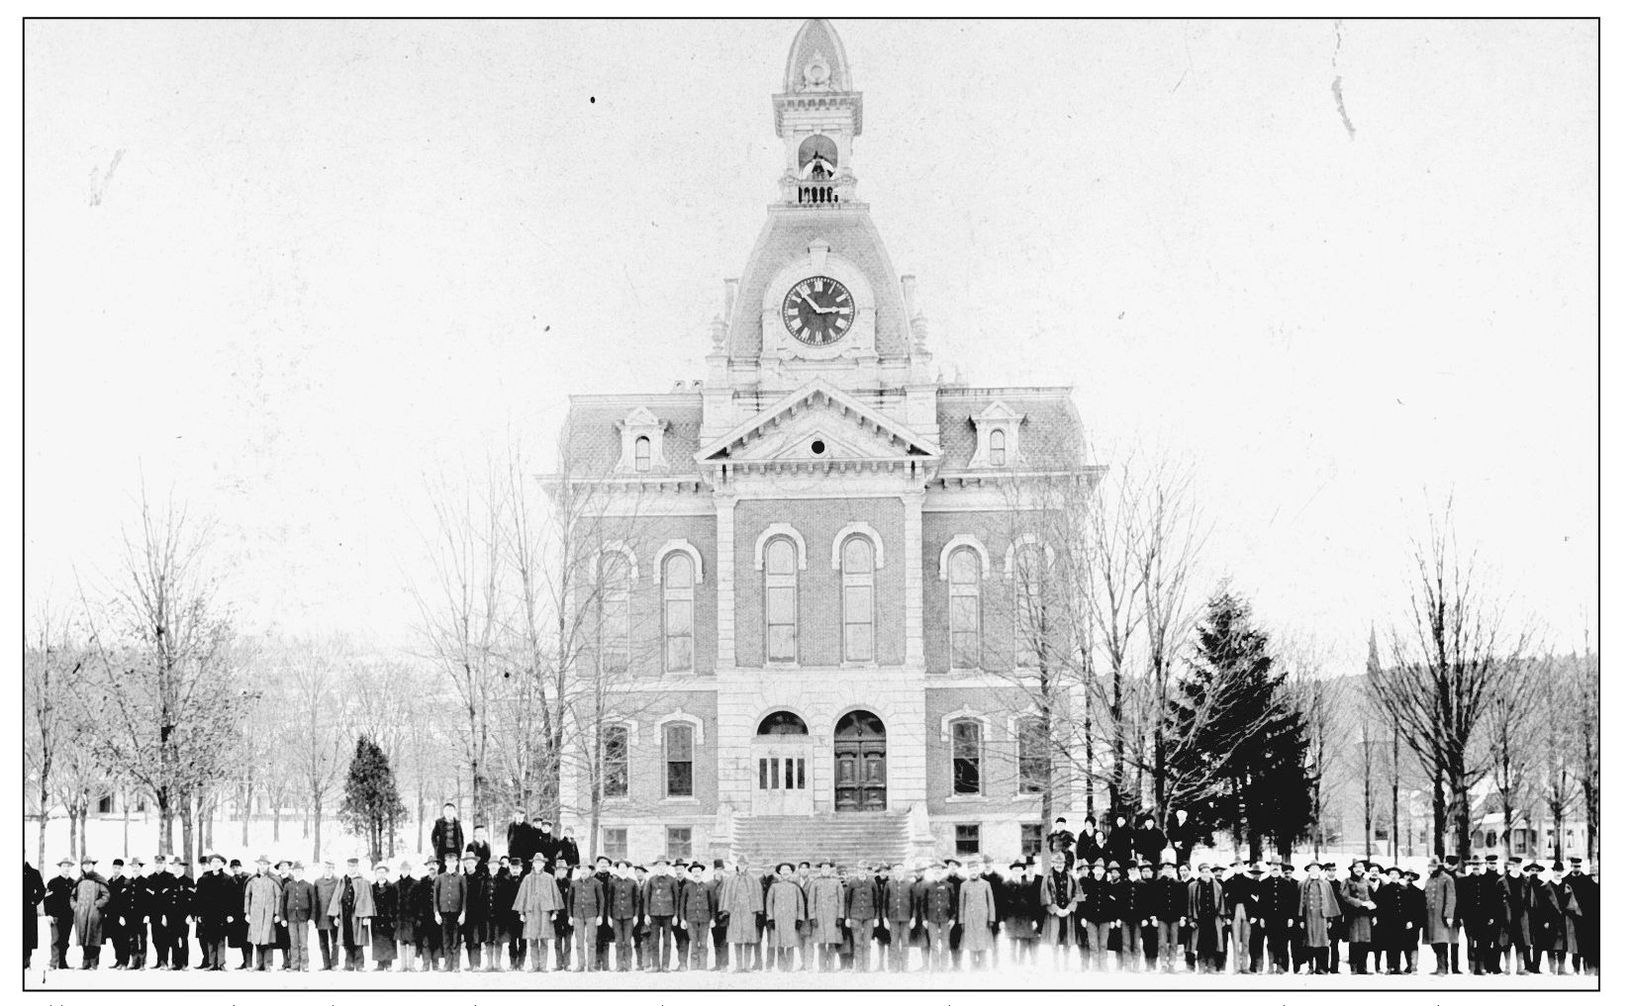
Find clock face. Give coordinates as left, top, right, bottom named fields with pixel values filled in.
left=781, top=276, right=854, bottom=346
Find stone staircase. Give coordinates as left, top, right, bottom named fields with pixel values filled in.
left=730, top=812, right=910, bottom=867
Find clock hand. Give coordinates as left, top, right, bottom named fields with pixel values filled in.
left=798, top=290, right=824, bottom=312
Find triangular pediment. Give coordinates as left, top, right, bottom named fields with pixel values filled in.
left=694, top=380, right=939, bottom=464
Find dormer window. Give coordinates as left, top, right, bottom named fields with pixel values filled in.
left=970, top=400, right=1024, bottom=469
left=617, top=407, right=667, bottom=474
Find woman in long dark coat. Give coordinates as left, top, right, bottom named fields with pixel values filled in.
left=370, top=866, right=397, bottom=970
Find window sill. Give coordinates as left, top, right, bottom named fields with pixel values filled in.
left=660, top=797, right=702, bottom=805
left=944, top=794, right=988, bottom=804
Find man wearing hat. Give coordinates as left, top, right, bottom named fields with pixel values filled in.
left=801, top=860, right=842, bottom=972
left=674, top=860, right=715, bottom=971
left=566, top=862, right=603, bottom=972
left=1474, top=853, right=1511, bottom=974
left=161, top=856, right=195, bottom=969
left=366, top=863, right=397, bottom=971
left=1260, top=861, right=1296, bottom=974
left=1294, top=861, right=1338, bottom=974
left=244, top=855, right=282, bottom=971
left=1450, top=855, right=1476, bottom=973
left=431, top=852, right=466, bottom=970
left=413, top=857, right=442, bottom=971
left=283, top=862, right=320, bottom=972
left=492, top=855, right=523, bottom=970
left=1220, top=861, right=1258, bottom=974
left=510, top=851, right=559, bottom=971
left=1371, top=864, right=1407, bottom=974
left=1423, top=857, right=1457, bottom=974
left=1501, top=856, right=1530, bottom=974
left=390, top=860, right=418, bottom=971
left=225, top=858, right=250, bottom=968
left=603, top=859, right=641, bottom=971
left=101, top=858, right=131, bottom=969
left=192, top=853, right=233, bottom=970
left=141, top=855, right=172, bottom=969
left=431, top=803, right=465, bottom=875
left=43, top=857, right=76, bottom=969
left=1563, top=856, right=1598, bottom=976
left=505, top=810, right=536, bottom=877
left=122, top=857, right=151, bottom=969
left=332, top=857, right=378, bottom=971
left=534, top=817, right=559, bottom=872
left=642, top=858, right=679, bottom=971
left=1519, top=861, right=1558, bottom=975
left=68, top=856, right=110, bottom=969
left=312, top=860, right=339, bottom=971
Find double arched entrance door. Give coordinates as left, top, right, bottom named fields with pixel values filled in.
left=833, top=710, right=887, bottom=812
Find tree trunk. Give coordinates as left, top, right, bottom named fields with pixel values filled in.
left=1391, top=725, right=1400, bottom=860
left=1363, top=746, right=1374, bottom=859
left=1110, top=668, right=1126, bottom=817
left=312, top=797, right=323, bottom=863
left=272, top=804, right=281, bottom=842
left=179, top=796, right=195, bottom=874
left=157, top=787, right=174, bottom=856
left=1431, top=761, right=1447, bottom=858
left=36, top=776, right=50, bottom=869
left=68, top=810, right=77, bottom=863
left=123, top=792, right=131, bottom=859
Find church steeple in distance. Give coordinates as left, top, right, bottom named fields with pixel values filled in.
left=774, top=18, right=862, bottom=206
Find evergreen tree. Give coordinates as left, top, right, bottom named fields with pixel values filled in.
left=340, top=735, right=406, bottom=862
left=1165, top=589, right=1313, bottom=858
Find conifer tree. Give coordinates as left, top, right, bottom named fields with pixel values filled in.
left=340, top=735, right=406, bottom=861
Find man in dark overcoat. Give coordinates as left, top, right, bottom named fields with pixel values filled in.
left=44, top=858, right=76, bottom=969
left=430, top=804, right=464, bottom=873
left=312, top=860, right=339, bottom=970
left=24, top=859, right=46, bottom=970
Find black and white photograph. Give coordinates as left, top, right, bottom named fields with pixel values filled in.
left=17, top=14, right=1606, bottom=1000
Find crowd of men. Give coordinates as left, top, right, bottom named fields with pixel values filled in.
left=23, top=806, right=1601, bottom=979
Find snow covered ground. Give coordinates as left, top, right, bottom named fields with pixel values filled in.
left=22, top=951, right=1599, bottom=993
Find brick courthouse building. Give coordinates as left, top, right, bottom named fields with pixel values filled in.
left=553, top=20, right=1099, bottom=865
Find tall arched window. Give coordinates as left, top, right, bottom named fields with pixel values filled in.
left=948, top=546, right=981, bottom=670
left=1013, top=544, right=1045, bottom=669
left=600, top=552, right=631, bottom=673
left=634, top=435, right=652, bottom=472
left=664, top=723, right=694, bottom=798
left=841, top=535, right=875, bottom=663
left=602, top=724, right=629, bottom=800
left=951, top=718, right=983, bottom=795
left=764, top=536, right=799, bottom=663
left=663, top=551, right=695, bottom=674
left=1016, top=716, right=1047, bottom=795
left=989, top=428, right=1007, bottom=467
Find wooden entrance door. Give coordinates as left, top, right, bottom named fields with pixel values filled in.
left=833, top=710, right=887, bottom=812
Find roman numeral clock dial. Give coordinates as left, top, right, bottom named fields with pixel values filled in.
left=781, top=276, right=854, bottom=346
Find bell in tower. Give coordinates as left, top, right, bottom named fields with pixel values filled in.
left=775, top=18, right=862, bottom=206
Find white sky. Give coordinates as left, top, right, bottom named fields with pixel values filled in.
left=22, top=18, right=1598, bottom=664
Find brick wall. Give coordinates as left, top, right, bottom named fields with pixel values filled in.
left=733, top=497, right=904, bottom=668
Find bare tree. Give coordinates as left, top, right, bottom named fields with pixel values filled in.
left=24, top=602, right=81, bottom=867
left=1285, top=647, right=1341, bottom=855
left=73, top=486, right=250, bottom=863
left=1576, top=648, right=1598, bottom=861
left=414, top=462, right=509, bottom=830
left=1367, top=501, right=1522, bottom=859
left=283, top=637, right=352, bottom=861
left=1484, top=654, right=1538, bottom=857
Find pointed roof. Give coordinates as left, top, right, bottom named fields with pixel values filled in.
left=694, top=379, right=938, bottom=464
left=783, top=18, right=854, bottom=94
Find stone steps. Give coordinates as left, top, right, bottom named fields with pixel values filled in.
left=731, top=814, right=908, bottom=867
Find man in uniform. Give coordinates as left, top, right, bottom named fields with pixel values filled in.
left=1451, top=855, right=1476, bottom=974
left=535, top=819, right=559, bottom=872
left=1502, top=856, right=1530, bottom=974
left=1563, top=857, right=1599, bottom=976
left=677, top=861, right=717, bottom=971
left=102, top=858, right=132, bottom=968
left=882, top=862, right=916, bottom=972
left=1221, top=860, right=1259, bottom=973
left=192, top=853, right=233, bottom=970
left=552, top=860, right=574, bottom=970
left=161, top=856, right=194, bottom=970
left=567, top=862, right=603, bottom=972
left=1262, top=861, right=1298, bottom=974
left=313, top=860, right=339, bottom=971
left=1423, top=857, right=1457, bottom=974
left=143, top=855, right=173, bottom=969
left=494, top=855, right=524, bottom=970
left=1475, top=853, right=1510, bottom=974
left=606, top=859, right=642, bottom=971
left=433, top=852, right=466, bottom=970
left=226, top=858, right=250, bottom=968
left=43, top=858, right=76, bottom=970
left=283, top=861, right=319, bottom=972
left=124, top=857, right=150, bottom=969
left=413, top=856, right=441, bottom=972
left=644, top=858, right=680, bottom=972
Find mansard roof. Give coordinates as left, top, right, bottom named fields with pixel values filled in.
left=935, top=386, right=1090, bottom=474
left=561, top=392, right=703, bottom=477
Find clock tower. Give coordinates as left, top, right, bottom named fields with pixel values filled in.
left=700, top=17, right=938, bottom=446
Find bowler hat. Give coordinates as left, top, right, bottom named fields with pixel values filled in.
left=229, top=859, right=242, bottom=868
left=532, top=852, right=547, bottom=863
left=1524, top=862, right=1543, bottom=873
left=112, top=858, right=125, bottom=867
left=58, top=857, right=74, bottom=867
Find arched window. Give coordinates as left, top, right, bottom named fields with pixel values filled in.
left=634, top=435, right=651, bottom=472
left=600, top=552, right=631, bottom=673
left=1012, top=543, right=1046, bottom=669
left=664, top=723, right=694, bottom=798
left=663, top=552, right=695, bottom=674
left=840, top=535, right=875, bottom=662
left=948, top=546, right=981, bottom=670
left=602, top=724, right=629, bottom=800
left=989, top=428, right=1006, bottom=467
left=1016, top=716, right=1047, bottom=795
left=764, top=536, right=798, bottom=663
left=951, top=718, right=983, bottom=795
left=756, top=711, right=810, bottom=735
